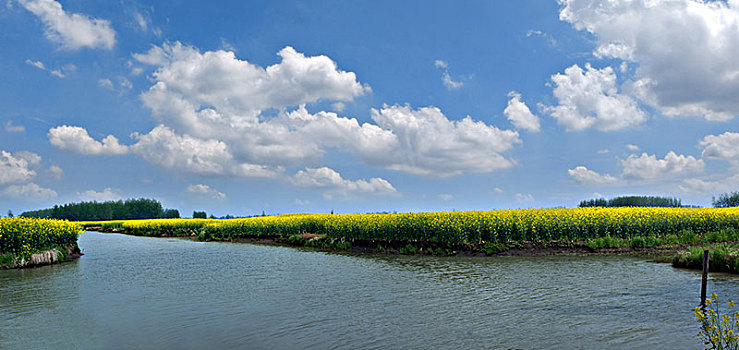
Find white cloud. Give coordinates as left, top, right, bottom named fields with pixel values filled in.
left=437, top=194, right=453, bottom=201
left=48, top=165, right=63, bottom=179
left=570, top=151, right=703, bottom=185
left=135, top=43, right=369, bottom=115
left=291, top=167, right=397, bottom=198
left=77, top=187, right=121, bottom=201
left=25, top=58, right=45, bottom=70
left=0, top=150, right=37, bottom=185
left=700, top=132, right=739, bottom=165
left=515, top=193, right=535, bottom=203
left=621, top=151, right=704, bottom=180
left=434, top=60, right=463, bottom=90
left=626, top=144, right=639, bottom=151
left=545, top=63, right=647, bottom=131
left=4, top=120, right=25, bottom=133
left=526, top=29, right=557, bottom=46
left=0, top=183, right=56, bottom=201
left=127, top=43, right=520, bottom=178
left=98, top=78, right=113, bottom=89
left=133, top=11, right=147, bottom=32
left=442, top=71, right=463, bottom=90
left=331, top=102, right=346, bottom=112
left=504, top=91, right=540, bottom=132
left=368, top=104, right=521, bottom=176
left=25, top=58, right=69, bottom=78
left=48, top=125, right=129, bottom=155
left=559, top=0, right=739, bottom=120
left=568, top=166, right=618, bottom=185
left=493, top=187, right=504, bottom=193
left=185, top=184, right=226, bottom=200
left=20, top=0, right=115, bottom=50
left=434, top=60, right=448, bottom=69
left=680, top=173, right=739, bottom=194
left=130, top=125, right=280, bottom=178
left=597, top=149, right=609, bottom=154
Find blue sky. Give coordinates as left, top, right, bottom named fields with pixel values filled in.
left=2, top=0, right=739, bottom=216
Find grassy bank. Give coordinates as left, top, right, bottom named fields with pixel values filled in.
left=672, top=244, right=739, bottom=273
left=79, top=207, right=739, bottom=255
left=0, top=217, right=83, bottom=269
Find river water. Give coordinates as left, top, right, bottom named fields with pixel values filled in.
left=2, top=232, right=738, bottom=349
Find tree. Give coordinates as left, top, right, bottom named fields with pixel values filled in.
left=7, top=210, right=13, bottom=218
left=713, top=191, right=739, bottom=208
left=193, top=211, right=207, bottom=219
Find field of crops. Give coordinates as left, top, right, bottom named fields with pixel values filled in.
left=83, top=207, right=739, bottom=244
left=0, top=217, right=82, bottom=259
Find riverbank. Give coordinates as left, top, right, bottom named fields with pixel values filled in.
left=0, top=244, right=83, bottom=269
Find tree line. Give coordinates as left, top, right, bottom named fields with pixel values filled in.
left=579, top=196, right=683, bottom=208
left=20, top=198, right=180, bottom=221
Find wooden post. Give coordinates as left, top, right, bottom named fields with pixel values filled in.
left=701, top=249, right=709, bottom=309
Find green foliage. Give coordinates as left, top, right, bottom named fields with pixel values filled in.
left=20, top=198, right=177, bottom=221
left=161, top=209, right=180, bottom=219
left=715, top=192, right=739, bottom=208
left=399, top=244, right=418, bottom=255
left=579, top=196, right=682, bottom=208
left=193, top=211, right=207, bottom=219
left=673, top=245, right=739, bottom=273
left=695, top=293, right=739, bottom=349
left=482, top=242, right=507, bottom=255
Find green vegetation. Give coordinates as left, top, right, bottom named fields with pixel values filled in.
left=579, top=195, right=682, bottom=208
left=714, top=191, right=739, bottom=208
left=20, top=198, right=179, bottom=221
left=695, top=293, right=739, bottom=349
left=0, top=217, right=82, bottom=268
left=193, top=211, right=207, bottom=219
left=673, top=244, right=739, bottom=274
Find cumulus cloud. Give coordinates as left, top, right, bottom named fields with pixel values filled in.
left=700, top=132, right=739, bottom=166
left=559, top=0, right=739, bottom=121
left=626, top=144, right=639, bottom=151
left=1, top=183, right=56, bottom=200
left=4, top=121, right=25, bottom=133
left=504, top=91, right=540, bottom=132
left=567, top=166, right=618, bottom=185
left=545, top=63, right=647, bottom=131
left=25, top=58, right=45, bottom=70
left=25, top=58, right=70, bottom=78
left=291, top=167, right=397, bottom=198
left=19, top=0, right=115, bottom=50
left=125, top=44, right=521, bottom=178
left=0, top=150, right=37, bottom=185
left=621, top=152, right=704, bottom=180
left=680, top=173, right=739, bottom=194
left=48, top=125, right=129, bottom=155
left=368, top=105, right=521, bottom=176
left=77, top=187, right=121, bottom=201
left=570, top=151, right=703, bottom=185
left=185, top=184, right=226, bottom=200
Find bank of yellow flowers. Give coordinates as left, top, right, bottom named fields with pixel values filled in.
left=86, top=207, right=739, bottom=244
left=0, top=217, right=82, bottom=260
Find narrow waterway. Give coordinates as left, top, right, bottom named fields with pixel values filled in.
left=2, top=232, right=736, bottom=349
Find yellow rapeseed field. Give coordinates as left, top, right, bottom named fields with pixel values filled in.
left=0, top=217, right=82, bottom=257
left=83, top=207, right=739, bottom=244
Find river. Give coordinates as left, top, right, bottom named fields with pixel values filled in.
left=2, top=231, right=738, bottom=349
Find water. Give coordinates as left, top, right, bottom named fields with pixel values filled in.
left=2, top=232, right=738, bottom=349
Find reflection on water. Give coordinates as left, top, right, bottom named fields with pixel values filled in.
left=1, top=232, right=736, bottom=349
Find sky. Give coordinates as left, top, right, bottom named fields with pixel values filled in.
left=2, top=0, right=739, bottom=217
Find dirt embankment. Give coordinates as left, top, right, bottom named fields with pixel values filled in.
left=2, top=245, right=83, bottom=269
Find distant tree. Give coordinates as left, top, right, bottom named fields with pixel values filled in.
left=7, top=210, right=13, bottom=218
left=19, top=198, right=171, bottom=221
left=579, top=195, right=682, bottom=208
left=713, top=192, right=739, bottom=208
left=161, top=209, right=180, bottom=219
left=193, top=211, right=207, bottom=219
